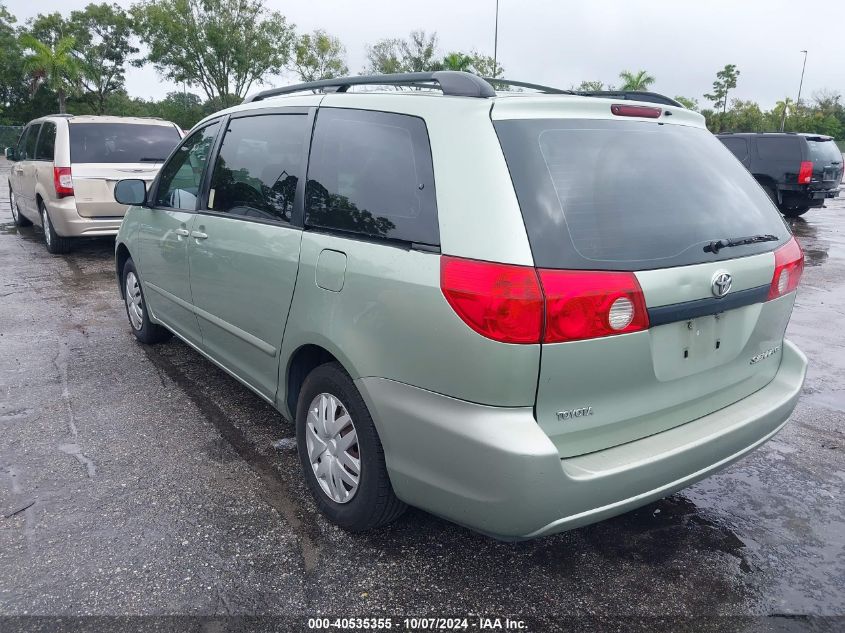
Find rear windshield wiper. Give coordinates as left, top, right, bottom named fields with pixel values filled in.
left=139, top=157, right=166, bottom=162
left=704, top=234, right=779, bottom=254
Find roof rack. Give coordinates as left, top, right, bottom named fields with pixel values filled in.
left=245, top=71, right=496, bottom=102
left=244, top=71, right=682, bottom=108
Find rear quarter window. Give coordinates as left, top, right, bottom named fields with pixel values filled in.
left=495, top=119, right=790, bottom=271
left=305, top=108, right=439, bottom=246
left=755, top=136, right=802, bottom=161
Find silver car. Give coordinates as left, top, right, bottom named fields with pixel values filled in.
left=6, top=115, right=182, bottom=253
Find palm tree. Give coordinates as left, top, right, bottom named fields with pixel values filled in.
left=21, top=34, right=80, bottom=114
left=438, top=52, right=474, bottom=72
left=618, top=69, right=655, bottom=91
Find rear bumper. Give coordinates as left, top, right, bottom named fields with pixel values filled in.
left=45, top=197, right=123, bottom=237
left=357, top=340, right=807, bottom=540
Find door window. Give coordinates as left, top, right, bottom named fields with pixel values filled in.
left=208, top=114, right=307, bottom=223
left=305, top=108, right=439, bottom=245
left=154, top=121, right=220, bottom=210
left=720, top=137, right=748, bottom=161
left=15, top=126, right=31, bottom=159
left=20, top=124, right=41, bottom=161
left=35, top=122, right=57, bottom=161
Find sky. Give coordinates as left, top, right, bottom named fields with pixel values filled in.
left=5, top=0, right=844, bottom=109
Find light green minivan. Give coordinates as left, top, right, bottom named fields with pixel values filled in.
left=114, top=72, right=807, bottom=539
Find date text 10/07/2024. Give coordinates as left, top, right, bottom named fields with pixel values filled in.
left=307, top=617, right=528, bottom=630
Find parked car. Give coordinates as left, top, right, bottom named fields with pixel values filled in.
left=113, top=72, right=807, bottom=540
left=5, top=115, right=182, bottom=253
left=717, top=132, right=843, bottom=217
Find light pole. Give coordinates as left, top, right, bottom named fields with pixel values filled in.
left=492, top=0, right=499, bottom=79
left=781, top=50, right=808, bottom=131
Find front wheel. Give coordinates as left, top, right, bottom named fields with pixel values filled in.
left=40, top=201, right=71, bottom=254
left=296, top=362, right=406, bottom=532
left=122, top=258, right=172, bottom=344
left=10, top=188, right=32, bottom=227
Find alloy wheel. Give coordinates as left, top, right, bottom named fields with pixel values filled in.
left=125, top=271, right=144, bottom=331
left=305, top=392, right=361, bottom=503
left=41, top=207, right=51, bottom=248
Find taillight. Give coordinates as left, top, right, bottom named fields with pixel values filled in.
left=797, top=161, right=813, bottom=184
left=768, top=237, right=803, bottom=300
left=53, top=166, right=74, bottom=197
left=440, top=257, right=649, bottom=344
left=440, top=256, right=543, bottom=344
left=610, top=104, right=662, bottom=118
left=538, top=270, right=649, bottom=342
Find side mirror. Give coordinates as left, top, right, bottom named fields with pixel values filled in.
left=5, top=147, right=16, bottom=162
left=114, top=179, right=147, bottom=206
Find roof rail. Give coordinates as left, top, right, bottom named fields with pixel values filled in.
left=483, top=77, right=573, bottom=94
left=484, top=79, right=682, bottom=107
left=46, top=113, right=74, bottom=118
left=245, top=71, right=496, bottom=102
left=573, top=90, right=682, bottom=107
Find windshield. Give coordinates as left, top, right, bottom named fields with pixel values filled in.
left=69, top=123, right=180, bottom=164
left=494, top=119, right=791, bottom=271
left=807, top=139, right=843, bottom=165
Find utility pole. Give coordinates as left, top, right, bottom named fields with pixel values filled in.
left=492, top=0, right=499, bottom=79
left=781, top=50, right=808, bottom=131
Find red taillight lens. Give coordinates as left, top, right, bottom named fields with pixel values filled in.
left=53, top=166, right=74, bottom=197
left=440, top=256, right=543, bottom=344
left=441, top=257, right=650, bottom=344
left=539, top=270, right=649, bottom=342
left=610, top=104, right=662, bottom=118
left=768, top=237, right=804, bottom=300
left=797, top=161, right=813, bottom=184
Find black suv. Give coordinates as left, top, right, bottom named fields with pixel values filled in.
left=717, top=132, right=843, bottom=217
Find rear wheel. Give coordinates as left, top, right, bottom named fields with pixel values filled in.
left=783, top=206, right=810, bottom=218
left=296, top=362, right=406, bottom=531
left=40, top=201, right=72, bottom=254
left=9, top=188, right=32, bottom=227
left=763, top=186, right=781, bottom=210
left=122, top=258, right=172, bottom=344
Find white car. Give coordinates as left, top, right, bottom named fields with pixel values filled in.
left=6, top=115, right=182, bottom=253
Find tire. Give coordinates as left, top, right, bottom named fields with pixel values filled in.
left=782, top=206, right=810, bottom=218
left=122, top=258, right=172, bottom=344
left=9, top=187, right=32, bottom=227
left=296, top=362, right=406, bottom=531
left=39, top=201, right=72, bottom=254
left=764, top=186, right=782, bottom=210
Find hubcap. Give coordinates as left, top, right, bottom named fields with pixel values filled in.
left=125, top=272, right=144, bottom=331
left=305, top=393, right=360, bottom=503
left=42, top=208, right=51, bottom=246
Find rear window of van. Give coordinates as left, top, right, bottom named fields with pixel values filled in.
left=494, top=119, right=790, bottom=271
left=69, top=123, right=181, bottom=164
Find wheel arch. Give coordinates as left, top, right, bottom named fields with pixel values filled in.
left=115, top=242, right=133, bottom=299
left=284, top=343, right=341, bottom=421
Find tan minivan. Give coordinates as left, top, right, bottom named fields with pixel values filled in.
left=6, top=115, right=182, bottom=253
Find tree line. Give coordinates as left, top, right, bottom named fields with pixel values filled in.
left=1, top=0, right=843, bottom=140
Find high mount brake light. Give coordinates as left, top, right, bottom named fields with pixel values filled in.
left=440, top=257, right=649, bottom=344
left=53, top=166, right=74, bottom=197
left=610, top=104, right=662, bottom=119
left=797, top=161, right=813, bottom=184
left=768, top=237, right=804, bottom=300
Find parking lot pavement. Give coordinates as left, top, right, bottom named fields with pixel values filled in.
left=0, top=156, right=843, bottom=628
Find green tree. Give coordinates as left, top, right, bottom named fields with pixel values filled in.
left=439, top=52, right=474, bottom=72
left=364, top=31, right=440, bottom=74
left=154, top=90, right=204, bottom=129
left=67, top=3, right=138, bottom=114
left=132, top=0, right=295, bottom=107
left=724, top=99, right=766, bottom=132
left=0, top=3, right=28, bottom=122
left=293, top=30, right=348, bottom=82
left=618, top=69, right=655, bottom=91
left=704, top=63, right=740, bottom=127
left=25, top=12, right=69, bottom=47
left=466, top=52, right=503, bottom=78
left=20, top=34, right=81, bottom=113
left=577, top=80, right=606, bottom=91
left=674, top=96, right=699, bottom=111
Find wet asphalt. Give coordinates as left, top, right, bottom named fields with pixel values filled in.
left=0, top=157, right=843, bottom=631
